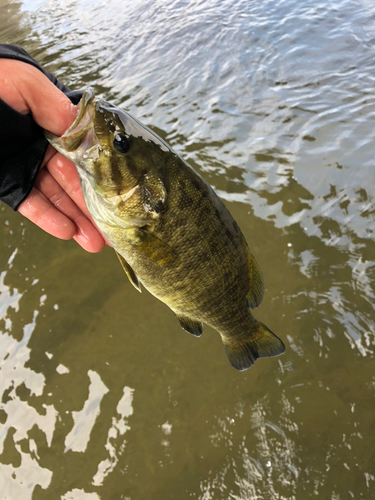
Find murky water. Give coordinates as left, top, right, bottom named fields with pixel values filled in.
left=1, top=0, right=375, bottom=498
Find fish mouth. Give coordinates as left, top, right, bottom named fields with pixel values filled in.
left=61, top=88, right=97, bottom=152
left=45, top=88, right=98, bottom=157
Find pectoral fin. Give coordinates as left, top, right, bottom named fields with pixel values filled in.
left=115, top=251, right=142, bottom=293
left=176, top=313, right=203, bottom=337
left=124, top=227, right=176, bottom=267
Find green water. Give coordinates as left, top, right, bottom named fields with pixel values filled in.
left=1, top=0, right=375, bottom=498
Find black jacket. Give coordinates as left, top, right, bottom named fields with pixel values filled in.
left=0, top=44, right=82, bottom=209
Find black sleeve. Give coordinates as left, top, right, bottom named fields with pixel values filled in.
left=0, top=44, right=83, bottom=210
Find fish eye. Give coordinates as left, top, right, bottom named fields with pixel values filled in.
left=113, top=133, right=130, bottom=153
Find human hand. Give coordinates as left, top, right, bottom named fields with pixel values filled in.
left=0, top=59, right=105, bottom=253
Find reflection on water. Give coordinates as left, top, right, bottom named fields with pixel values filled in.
left=0, top=260, right=53, bottom=497
left=64, top=370, right=109, bottom=454
left=1, top=0, right=375, bottom=498
left=93, top=386, right=134, bottom=486
left=0, top=240, right=136, bottom=498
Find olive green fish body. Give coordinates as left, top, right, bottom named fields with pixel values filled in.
left=45, top=89, right=285, bottom=370
left=124, top=164, right=245, bottom=317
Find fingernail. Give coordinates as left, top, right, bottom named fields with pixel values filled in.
left=70, top=102, right=79, bottom=118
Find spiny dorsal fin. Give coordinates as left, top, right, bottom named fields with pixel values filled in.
left=176, top=313, right=203, bottom=337
left=115, top=251, right=142, bottom=293
left=222, top=320, right=285, bottom=371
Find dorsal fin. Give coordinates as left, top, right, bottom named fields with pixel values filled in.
left=240, top=239, right=264, bottom=309
left=246, top=254, right=264, bottom=309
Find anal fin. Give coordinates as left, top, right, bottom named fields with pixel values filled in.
left=176, top=313, right=203, bottom=337
left=115, top=251, right=142, bottom=293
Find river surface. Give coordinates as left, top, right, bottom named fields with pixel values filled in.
left=1, top=0, right=375, bottom=498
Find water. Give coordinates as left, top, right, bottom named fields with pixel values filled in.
left=1, top=0, right=375, bottom=498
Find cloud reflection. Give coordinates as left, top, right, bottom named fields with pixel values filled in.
left=93, top=386, right=134, bottom=487
left=0, top=266, right=54, bottom=497
left=65, top=370, right=109, bottom=453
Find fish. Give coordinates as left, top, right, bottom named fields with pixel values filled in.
left=45, top=88, right=285, bottom=370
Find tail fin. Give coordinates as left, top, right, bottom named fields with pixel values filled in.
left=223, top=321, right=285, bottom=371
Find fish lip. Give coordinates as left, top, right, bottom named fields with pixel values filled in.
left=62, top=88, right=96, bottom=140
left=44, top=88, right=97, bottom=155
left=44, top=89, right=100, bottom=181
left=48, top=88, right=99, bottom=161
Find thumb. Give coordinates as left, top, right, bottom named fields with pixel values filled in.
left=0, top=59, right=78, bottom=136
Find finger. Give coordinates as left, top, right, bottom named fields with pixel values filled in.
left=46, top=152, right=112, bottom=248
left=45, top=152, right=92, bottom=219
left=41, top=144, right=57, bottom=168
left=72, top=221, right=106, bottom=253
left=0, top=59, right=78, bottom=135
left=34, top=167, right=105, bottom=253
left=18, top=187, right=76, bottom=240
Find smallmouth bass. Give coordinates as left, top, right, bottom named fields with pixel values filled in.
left=45, top=89, right=285, bottom=370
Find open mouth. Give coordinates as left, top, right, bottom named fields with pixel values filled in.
left=56, top=88, right=97, bottom=153
left=64, top=88, right=96, bottom=138
left=43, top=88, right=100, bottom=176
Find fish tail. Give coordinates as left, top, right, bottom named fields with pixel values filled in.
left=222, top=320, right=285, bottom=371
